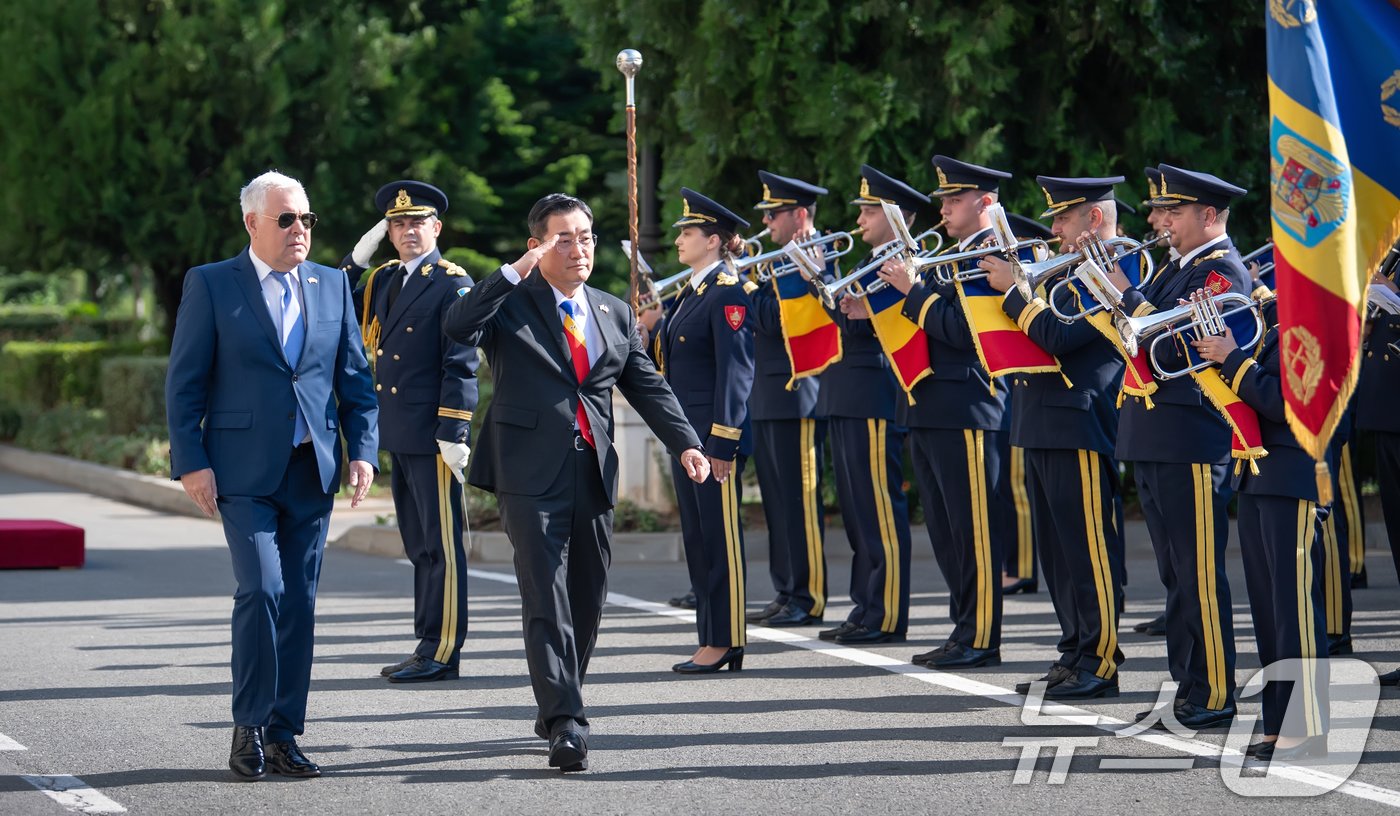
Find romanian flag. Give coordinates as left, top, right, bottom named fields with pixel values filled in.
left=774, top=268, right=841, bottom=385
left=954, top=248, right=1059, bottom=382
left=1267, top=0, right=1400, bottom=490
left=861, top=270, right=932, bottom=399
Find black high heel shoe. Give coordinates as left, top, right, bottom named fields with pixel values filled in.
left=671, top=647, right=745, bottom=674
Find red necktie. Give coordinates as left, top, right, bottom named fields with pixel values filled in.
left=560, top=301, right=595, bottom=448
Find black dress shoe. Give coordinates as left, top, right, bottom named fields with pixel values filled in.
left=1133, top=699, right=1185, bottom=724
left=549, top=731, right=588, bottom=772
left=228, top=726, right=265, bottom=780
left=1268, top=735, right=1328, bottom=763
left=1379, top=667, right=1400, bottom=686
left=1133, top=613, right=1168, bottom=636
left=834, top=625, right=906, bottom=645
left=819, top=621, right=859, bottom=641
left=1044, top=670, right=1119, bottom=700
left=763, top=603, right=822, bottom=627
left=672, top=647, right=744, bottom=674
left=1015, top=663, right=1074, bottom=695
left=387, top=655, right=460, bottom=683
left=912, top=641, right=956, bottom=666
left=1245, top=738, right=1276, bottom=758
left=745, top=600, right=784, bottom=623
left=380, top=655, right=417, bottom=677
left=1172, top=701, right=1236, bottom=730
left=264, top=739, right=321, bottom=778
left=1351, top=568, right=1368, bottom=589
left=1002, top=577, right=1038, bottom=595
left=668, top=591, right=697, bottom=610
left=1328, top=635, right=1354, bottom=656
left=927, top=643, right=1000, bottom=670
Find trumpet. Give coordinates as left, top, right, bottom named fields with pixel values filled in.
left=810, top=211, right=946, bottom=308
left=1045, top=234, right=1170, bottom=321
left=736, top=231, right=858, bottom=282
left=1368, top=283, right=1400, bottom=318
left=1241, top=241, right=1274, bottom=281
left=1115, top=291, right=1266, bottom=378
left=743, top=227, right=771, bottom=257
left=623, top=240, right=668, bottom=313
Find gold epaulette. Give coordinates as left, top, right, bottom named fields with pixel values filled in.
left=742, top=281, right=759, bottom=295
left=1193, top=249, right=1229, bottom=266
left=716, top=272, right=739, bottom=286
left=440, top=259, right=468, bottom=277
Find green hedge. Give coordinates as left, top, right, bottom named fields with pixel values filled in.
left=14, top=405, right=169, bottom=475
left=0, top=304, right=140, bottom=343
left=0, top=340, right=160, bottom=413
left=101, top=356, right=169, bottom=434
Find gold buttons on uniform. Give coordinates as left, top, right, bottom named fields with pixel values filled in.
left=376, top=384, right=382, bottom=392
left=406, top=326, right=414, bottom=333
left=679, top=336, right=686, bottom=342
left=393, top=354, right=400, bottom=360
left=376, top=349, right=384, bottom=357
left=390, top=386, right=398, bottom=394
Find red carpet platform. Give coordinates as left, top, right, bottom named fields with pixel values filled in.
left=0, top=520, right=85, bottom=568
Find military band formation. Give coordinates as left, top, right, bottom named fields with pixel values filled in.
left=170, top=155, right=1400, bottom=778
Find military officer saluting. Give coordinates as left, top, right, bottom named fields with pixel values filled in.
left=341, top=181, right=480, bottom=682
left=1103, top=164, right=1251, bottom=728
left=744, top=170, right=830, bottom=628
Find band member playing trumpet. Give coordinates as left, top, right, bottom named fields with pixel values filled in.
left=865, top=155, right=1017, bottom=670
left=1101, top=164, right=1252, bottom=729
left=743, top=171, right=831, bottom=628
left=814, top=165, right=917, bottom=646
left=976, top=176, right=1128, bottom=698
left=658, top=189, right=757, bottom=674
left=1193, top=290, right=1329, bottom=762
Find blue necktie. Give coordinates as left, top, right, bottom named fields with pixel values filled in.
left=274, top=271, right=309, bottom=446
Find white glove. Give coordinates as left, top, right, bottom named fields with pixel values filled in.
left=351, top=220, right=389, bottom=268
left=437, top=440, right=470, bottom=484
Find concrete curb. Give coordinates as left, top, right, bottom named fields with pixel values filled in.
left=0, top=443, right=204, bottom=519
left=336, top=524, right=688, bottom=564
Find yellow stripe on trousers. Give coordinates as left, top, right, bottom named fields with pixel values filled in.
left=1296, top=499, right=1323, bottom=736
left=1192, top=464, right=1227, bottom=710
left=434, top=459, right=460, bottom=664
left=721, top=471, right=746, bottom=646
left=800, top=418, right=826, bottom=616
left=964, top=430, right=993, bottom=650
left=1339, top=443, right=1365, bottom=575
left=1009, top=446, right=1033, bottom=577
left=867, top=419, right=900, bottom=633
left=1320, top=514, right=1343, bottom=635
left=1078, top=450, right=1118, bottom=679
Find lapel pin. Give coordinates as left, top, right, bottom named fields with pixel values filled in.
left=598, top=303, right=610, bottom=313
left=421, top=265, right=433, bottom=276
left=306, top=276, right=318, bottom=284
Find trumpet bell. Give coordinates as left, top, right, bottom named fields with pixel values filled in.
left=1115, top=292, right=1266, bottom=378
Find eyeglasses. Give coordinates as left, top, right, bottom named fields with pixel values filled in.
left=260, top=212, right=318, bottom=230
left=553, top=233, right=597, bottom=255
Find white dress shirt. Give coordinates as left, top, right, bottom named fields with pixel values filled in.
left=249, top=249, right=303, bottom=342
left=499, top=264, right=603, bottom=366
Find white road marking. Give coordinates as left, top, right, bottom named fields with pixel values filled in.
left=465, top=566, right=1400, bottom=808
left=0, top=732, right=25, bottom=751
left=20, top=775, right=125, bottom=814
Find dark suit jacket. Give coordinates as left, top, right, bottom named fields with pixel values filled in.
left=166, top=248, right=379, bottom=496
left=1358, top=312, right=1400, bottom=433
left=442, top=267, right=700, bottom=503
left=340, top=248, right=480, bottom=454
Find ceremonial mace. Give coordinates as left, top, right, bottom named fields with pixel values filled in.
left=616, top=48, right=644, bottom=312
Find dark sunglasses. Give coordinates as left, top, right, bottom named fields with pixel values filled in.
left=261, top=211, right=318, bottom=229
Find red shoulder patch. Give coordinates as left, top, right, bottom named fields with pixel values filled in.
left=1204, top=270, right=1232, bottom=295
left=724, top=304, right=746, bottom=331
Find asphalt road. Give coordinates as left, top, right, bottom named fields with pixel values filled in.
left=1, top=469, right=1398, bottom=814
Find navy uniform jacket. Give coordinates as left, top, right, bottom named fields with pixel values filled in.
left=341, top=248, right=480, bottom=455
left=747, top=275, right=820, bottom=421
left=656, top=263, right=757, bottom=460
left=1220, top=327, right=1318, bottom=500
left=1115, top=237, right=1251, bottom=464
left=897, top=231, right=1005, bottom=431
left=1357, top=312, right=1400, bottom=433
left=1000, top=283, right=1124, bottom=454
left=814, top=251, right=899, bottom=421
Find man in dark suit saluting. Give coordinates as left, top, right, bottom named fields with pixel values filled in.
left=443, top=193, right=708, bottom=772
left=166, top=170, right=380, bottom=780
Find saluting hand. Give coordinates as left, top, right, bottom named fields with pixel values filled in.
left=679, top=447, right=710, bottom=484
left=510, top=234, right=561, bottom=278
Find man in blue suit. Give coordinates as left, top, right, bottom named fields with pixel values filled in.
left=166, top=170, right=380, bottom=781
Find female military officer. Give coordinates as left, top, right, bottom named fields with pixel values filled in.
left=654, top=188, right=757, bottom=674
